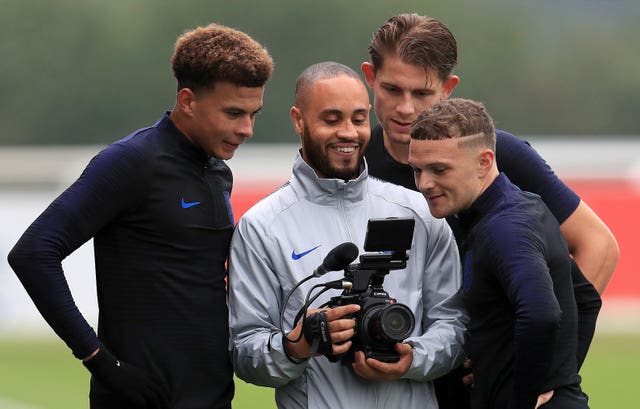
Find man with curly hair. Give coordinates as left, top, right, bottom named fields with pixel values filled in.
left=8, top=23, right=273, bottom=409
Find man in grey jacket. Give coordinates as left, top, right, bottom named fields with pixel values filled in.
left=228, top=61, right=467, bottom=409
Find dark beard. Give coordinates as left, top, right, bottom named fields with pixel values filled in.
left=301, top=125, right=364, bottom=181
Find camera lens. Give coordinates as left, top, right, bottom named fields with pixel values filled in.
left=379, top=304, right=414, bottom=341
left=363, top=303, right=415, bottom=344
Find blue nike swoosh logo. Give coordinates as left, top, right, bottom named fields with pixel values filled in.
left=181, top=198, right=201, bottom=209
left=291, top=245, right=321, bottom=260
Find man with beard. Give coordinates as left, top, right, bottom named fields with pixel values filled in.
left=227, top=61, right=467, bottom=409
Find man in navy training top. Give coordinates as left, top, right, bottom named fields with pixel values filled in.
left=8, top=24, right=273, bottom=409
left=361, top=13, right=618, bottom=409
left=409, top=97, right=589, bottom=409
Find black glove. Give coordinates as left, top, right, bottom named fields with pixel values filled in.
left=83, top=347, right=170, bottom=409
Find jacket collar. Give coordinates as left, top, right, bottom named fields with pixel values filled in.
left=290, top=150, right=368, bottom=204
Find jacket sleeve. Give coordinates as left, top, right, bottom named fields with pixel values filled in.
left=402, top=217, right=468, bottom=381
left=7, top=144, right=149, bottom=359
left=228, top=216, right=309, bottom=387
left=495, top=130, right=579, bottom=224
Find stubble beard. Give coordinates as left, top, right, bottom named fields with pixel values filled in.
left=302, top=125, right=363, bottom=181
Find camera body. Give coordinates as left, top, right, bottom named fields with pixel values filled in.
left=326, top=268, right=415, bottom=363
left=326, top=217, right=416, bottom=363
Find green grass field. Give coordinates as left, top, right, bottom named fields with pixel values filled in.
left=0, top=333, right=634, bottom=408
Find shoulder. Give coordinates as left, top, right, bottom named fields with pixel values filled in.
left=479, top=193, right=545, bottom=251
left=494, top=129, right=579, bottom=223
left=367, top=177, right=424, bottom=207
left=236, top=182, right=296, bottom=229
left=97, top=126, right=161, bottom=164
left=495, top=129, right=536, bottom=162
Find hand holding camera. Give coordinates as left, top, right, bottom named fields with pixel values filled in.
left=284, top=304, right=361, bottom=360
left=281, top=217, right=417, bottom=368
left=352, top=341, right=414, bottom=381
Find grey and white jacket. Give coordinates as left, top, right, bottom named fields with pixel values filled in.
left=229, top=152, right=467, bottom=409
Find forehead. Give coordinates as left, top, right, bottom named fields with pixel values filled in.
left=306, top=76, right=370, bottom=113
left=202, top=81, right=265, bottom=108
left=409, top=138, right=466, bottom=165
left=377, top=54, right=441, bottom=90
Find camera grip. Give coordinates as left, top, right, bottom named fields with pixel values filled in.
left=302, top=311, right=334, bottom=356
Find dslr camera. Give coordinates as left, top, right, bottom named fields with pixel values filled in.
left=326, top=217, right=416, bottom=364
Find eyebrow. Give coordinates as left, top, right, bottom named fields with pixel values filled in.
left=320, top=108, right=369, bottom=116
left=379, top=81, right=437, bottom=94
left=223, top=105, right=263, bottom=115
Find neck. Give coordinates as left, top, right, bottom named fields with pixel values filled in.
left=169, top=109, right=194, bottom=144
left=478, top=168, right=500, bottom=197
left=382, top=131, right=410, bottom=164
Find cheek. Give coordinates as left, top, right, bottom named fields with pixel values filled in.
left=416, top=97, right=437, bottom=113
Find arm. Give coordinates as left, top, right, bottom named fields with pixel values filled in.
left=495, top=130, right=618, bottom=293
left=228, top=217, right=309, bottom=387
left=491, top=228, right=561, bottom=409
left=560, top=200, right=619, bottom=294
left=7, top=144, right=149, bottom=359
left=401, top=217, right=468, bottom=381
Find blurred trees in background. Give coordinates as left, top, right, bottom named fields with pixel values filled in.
left=1, top=0, right=639, bottom=145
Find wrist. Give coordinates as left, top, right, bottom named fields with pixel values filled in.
left=82, top=347, right=100, bottom=362
left=283, top=337, right=306, bottom=364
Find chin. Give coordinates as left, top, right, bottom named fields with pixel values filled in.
left=215, top=149, right=235, bottom=160
left=426, top=205, right=447, bottom=219
left=387, top=130, right=411, bottom=145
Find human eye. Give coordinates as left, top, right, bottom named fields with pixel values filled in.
left=352, top=114, right=368, bottom=126
left=382, top=84, right=401, bottom=94
left=225, top=110, right=243, bottom=119
left=324, top=115, right=340, bottom=125
left=414, top=90, right=434, bottom=99
left=250, top=108, right=263, bottom=119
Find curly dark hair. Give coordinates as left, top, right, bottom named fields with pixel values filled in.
left=171, top=23, right=274, bottom=92
left=368, top=14, right=457, bottom=83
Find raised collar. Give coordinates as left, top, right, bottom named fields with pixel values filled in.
left=289, top=150, right=368, bottom=205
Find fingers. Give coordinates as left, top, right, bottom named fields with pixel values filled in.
left=351, top=343, right=413, bottom=381
left=323, top=304, right=360, bottom=320
left=535, top=390, right=554, bottom=409
left=314, top=305, right=359, bottom=345
left=461, top=358, right=474, bottom=386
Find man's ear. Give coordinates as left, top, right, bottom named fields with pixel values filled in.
left=441, top=75, right=460, bottom=100
left=361, top=62, right=376, bottom=89
left=290, top=106, right=304, bottom=136
left=176, top=88, right=196, bottom=117
left=478, top=148, right=496, bottom=176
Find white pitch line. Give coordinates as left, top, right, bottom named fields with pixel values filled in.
left=0, top=397, right=46, bottom=409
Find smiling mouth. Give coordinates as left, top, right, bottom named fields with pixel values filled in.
left=391, top=118, right=413, bottom=127
left=224, top=140, right=242, bottom=148
left=331, top=144, right=360, bottom=155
